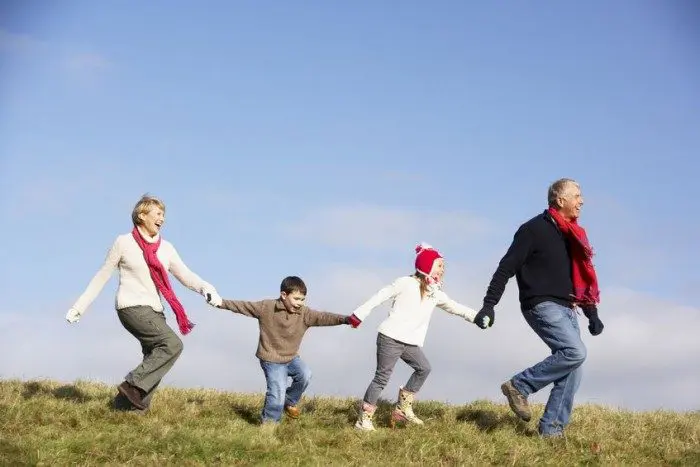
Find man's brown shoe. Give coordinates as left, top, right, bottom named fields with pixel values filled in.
left=118, top=381, right=146, bottom=410
left=284, top=405, right=300, bottom=419
left=501, top=380, right=531, bottom=421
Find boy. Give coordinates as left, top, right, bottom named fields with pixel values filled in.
left=206, top=276, right=353, bottom=425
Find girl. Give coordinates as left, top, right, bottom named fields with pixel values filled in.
left=347, top=243, right=477, bottom=431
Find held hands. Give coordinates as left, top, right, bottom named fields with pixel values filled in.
left=346, top=314, right=362, bottom=328
left=581, top=305, right=604, bottom=336
left=65, top=308, right=81, bottom=324
left=473, top=306, right=494, bottom=329
left=205, top=291, right=223, bottom=307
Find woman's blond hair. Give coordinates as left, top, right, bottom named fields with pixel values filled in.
left=131, top=194, right=166, bottom=226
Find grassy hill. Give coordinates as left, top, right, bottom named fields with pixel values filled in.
left=1, top=379, right=697, bottom=466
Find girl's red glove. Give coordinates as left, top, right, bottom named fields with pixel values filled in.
left=346, top=314, right=362, bottom=328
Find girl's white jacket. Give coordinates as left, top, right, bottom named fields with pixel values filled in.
left=351, top=275, right=477, bottom=347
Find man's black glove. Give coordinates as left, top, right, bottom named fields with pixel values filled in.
left=474, top=305, right=495, bottom=329
left=581, top=305, right=604, bottom=336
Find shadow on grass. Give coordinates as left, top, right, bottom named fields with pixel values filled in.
left=230, top=402, right=261, bottom=426
left=0, top=440, right=37, bottom=466
left=110, top=392, right=149, bottom=415
left=22, top=381, right=93, bottom=403
left=302, top=399, right=358, bottom=426
left=456, top=407, right=535, bottom=435
left=331, top=405, right=359, bottom=425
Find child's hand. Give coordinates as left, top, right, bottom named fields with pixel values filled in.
left=474, top=306, right=494, bottom=329
left=206, top=292, right=223, bottom=307
left=65, top=308, right=81, bottom=324
left=346, top=314, right=362, bottom=328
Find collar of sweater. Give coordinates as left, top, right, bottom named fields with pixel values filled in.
left=136, top=226, right=161, bottom=244
left=275, top=299, right=302, bottom=314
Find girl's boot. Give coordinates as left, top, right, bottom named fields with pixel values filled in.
left=390, top=386, right=424, bottom=427
left=354, top=402, right=377, bottom=431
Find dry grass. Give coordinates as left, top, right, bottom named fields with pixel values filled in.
left=1, top=378, right=698, bottom=466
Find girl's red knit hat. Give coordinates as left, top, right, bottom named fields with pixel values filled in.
left=415, top=243, right=443, bottom=276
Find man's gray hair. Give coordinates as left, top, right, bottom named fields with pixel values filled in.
left=547, top=178, right=579, bottom=207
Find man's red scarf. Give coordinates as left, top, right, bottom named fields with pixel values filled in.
left=547, top=207, right=600, bottom=305
left=132, top=227, right=195, bottom=335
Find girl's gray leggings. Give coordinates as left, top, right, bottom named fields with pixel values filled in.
left=363, top=333, right=432, bottom=405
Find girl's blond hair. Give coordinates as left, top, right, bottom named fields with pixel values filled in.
left=413, top=272, right=430, bottom=300
left=131, top=194, right=166, bottom=226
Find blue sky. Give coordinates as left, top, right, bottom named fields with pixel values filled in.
left=0, top=1, right=698, bottom=411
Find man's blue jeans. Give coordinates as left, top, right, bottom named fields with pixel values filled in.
left=511, top=301, right=587, bottom=435
left=259, top=356, right=312, bottom=423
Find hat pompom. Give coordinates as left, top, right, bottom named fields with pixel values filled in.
left=415, top=242, right=434, bottom=255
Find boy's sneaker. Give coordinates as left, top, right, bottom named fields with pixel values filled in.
left=284, top=405, right=300, bottom=419
left=501, top=380, right=531, bottom=421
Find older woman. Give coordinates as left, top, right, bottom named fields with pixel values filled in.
left=65, top=194, right=223, bottom=411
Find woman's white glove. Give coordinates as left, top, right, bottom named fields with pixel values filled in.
left=65, top=308, right=82, bottom=323
left=204, top=289, right=222, bottom=307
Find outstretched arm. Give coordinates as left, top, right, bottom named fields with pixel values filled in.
left=168, top=245, right=218, bottom=297
left=435, top=290, right=478, bottom=323
left=218, top=299, right=264, bottom=318
left=304, top=309, right=349, bottom=327
left=350, top=280, right=401, bottom=323
left=483, top=225, right=533, bottom=308
left=68, top=237, right=122, bottom=319
left=474, top=225, right=533, bottom=329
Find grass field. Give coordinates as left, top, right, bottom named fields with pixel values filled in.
left=1, top=379, right=698, bottom=466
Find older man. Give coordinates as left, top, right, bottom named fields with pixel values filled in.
left=474, top=178, right=604, bottom=437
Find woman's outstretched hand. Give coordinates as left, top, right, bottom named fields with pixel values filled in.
left=205, top=291, right=223, bottom=307
left=65, top=308, right=81, bottom=323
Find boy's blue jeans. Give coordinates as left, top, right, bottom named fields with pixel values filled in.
left=259, top=356, right=312, bottom=423
left=511, top=301, right=587, bottom=436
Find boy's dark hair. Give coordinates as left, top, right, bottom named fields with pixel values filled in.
left=280, top=276, right=307, bottom=295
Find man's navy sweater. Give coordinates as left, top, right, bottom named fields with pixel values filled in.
left=483, top=210, right=574, bottom=311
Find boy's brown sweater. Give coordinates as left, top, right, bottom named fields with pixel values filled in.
left=219, top=298, right=348, bottom=363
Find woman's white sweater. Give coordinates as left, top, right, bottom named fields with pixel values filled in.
left=70, top=231, right=214, bottom=316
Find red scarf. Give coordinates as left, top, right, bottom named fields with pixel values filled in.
left=547, top=207, right=600, bottom=305
left=132, top=227, right=195, bottom=335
